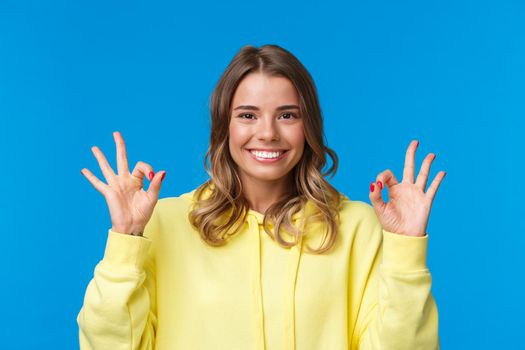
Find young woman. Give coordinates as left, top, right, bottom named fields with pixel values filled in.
left=77, top=44, right=445, bottom=349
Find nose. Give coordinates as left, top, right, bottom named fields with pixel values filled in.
left=256, top=116, right=280, bottom=141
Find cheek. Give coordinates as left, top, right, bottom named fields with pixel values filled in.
left=228, top=124, right=251, bottom=155
left=229, top=124, right=251, bottom=145
left=284, top=126, right=305, bottom=149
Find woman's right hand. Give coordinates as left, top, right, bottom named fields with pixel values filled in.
left=80, top=131, right=166, bottom=236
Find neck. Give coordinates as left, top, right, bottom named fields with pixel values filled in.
left=240, top=174, right=294, bottom=214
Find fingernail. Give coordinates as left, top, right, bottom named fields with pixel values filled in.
left=161, top=172, right=166, bottom=181
left=148, top=171, right=154, bottom=181
left=370, top=183, right=375, bottom=192
left=377, top=181, right=383, bottom=189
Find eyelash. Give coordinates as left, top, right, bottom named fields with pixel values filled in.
left=237, top=113, right=298, bottom=120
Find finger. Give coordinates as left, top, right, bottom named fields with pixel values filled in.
left=80, top=168, right=108, bottom=196
left=91, top=146, right=116, bottom=183
left=376, top=169, right=399, bottom=189
left=131, top=161, right=155, bottom=182
left=426, top=171, right=446, bottom=202
left=402, top=140, right=419, bottom=184
left=415, top=153, right=436, bottom=191
left=147, top=170, right=166, bottom=200
left=369, top=180, right=386, bottom=212
left=114, top=131, right=130, bottom=175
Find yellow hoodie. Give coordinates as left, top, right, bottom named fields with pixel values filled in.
left=77, top=183, right=440, bottom=349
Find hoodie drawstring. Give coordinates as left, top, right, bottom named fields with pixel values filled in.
left=247, top=214, right=266, bottom=350
left=247, top=210, right=306, bottom=350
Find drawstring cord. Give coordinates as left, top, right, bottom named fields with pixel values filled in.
left=247, top=208, right=307, bottom=350
left=247, top=214, right=266, bottom=350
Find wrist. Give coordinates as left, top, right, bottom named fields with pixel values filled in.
left=111, top=225, right=144, bottom=236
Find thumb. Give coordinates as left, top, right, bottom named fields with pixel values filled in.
left=147, top=170, right=166, bottom=200
left=369, top=181, right=386, bottom=212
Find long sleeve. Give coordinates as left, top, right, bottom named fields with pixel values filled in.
left=76, top=208, right=159, bottom=350
left=354, top=220, right=440, bottom=349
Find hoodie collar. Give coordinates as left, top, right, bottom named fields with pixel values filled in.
left=184, top=181, right=318, bottom=229
left=184, top=181, right=314, bottom=349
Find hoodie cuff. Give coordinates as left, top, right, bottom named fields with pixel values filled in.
left=382, top=229, right=428, bottom=272
left=101, top=229, right=152, bottom=272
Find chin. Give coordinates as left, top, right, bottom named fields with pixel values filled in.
left=243, top=169, right=293, bottom=183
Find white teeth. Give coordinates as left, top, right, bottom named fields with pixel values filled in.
left=250, top=150, right=283, bottom=159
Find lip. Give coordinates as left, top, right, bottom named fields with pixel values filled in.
left=246, top=149, right=288, bottom=163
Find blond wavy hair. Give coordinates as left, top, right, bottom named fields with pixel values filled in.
left=188, top=44, right=342, bottom=254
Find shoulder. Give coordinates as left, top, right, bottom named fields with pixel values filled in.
left=337, top=195, right=382, bottom=247
left=338, top=195, right=379, bottom=227
left=152, top=185, right=202, bottom=223
left=157, top=189, right=195, bottom=210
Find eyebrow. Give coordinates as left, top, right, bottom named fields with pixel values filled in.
left=233, top=104, right=300, bottom=111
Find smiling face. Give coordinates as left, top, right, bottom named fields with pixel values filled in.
left=228, top=72, right=305, bottom=187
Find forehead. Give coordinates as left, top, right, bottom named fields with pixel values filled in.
left=232, top=73, right=299, bottom=107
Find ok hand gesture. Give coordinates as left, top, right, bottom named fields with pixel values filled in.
left=80, top=131, right=166, bottom=236
left=369, top=140, right=446, bottom=237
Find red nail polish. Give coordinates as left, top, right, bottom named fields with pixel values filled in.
left=161, top=172, right=166, bottom=181
left=148, top=171, right=154, bottom=181
left=370, top=183, right=375, bottom=192
left=377, top=181, right=383, bottom=189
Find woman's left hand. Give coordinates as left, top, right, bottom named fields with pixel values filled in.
left=369, top=140, right=446, bottom=237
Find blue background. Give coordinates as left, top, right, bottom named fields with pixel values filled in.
left=1, top=0, right=523, bottom=348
